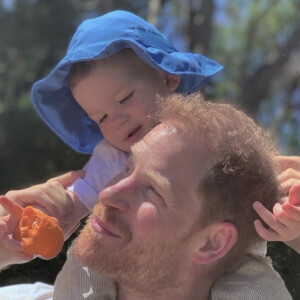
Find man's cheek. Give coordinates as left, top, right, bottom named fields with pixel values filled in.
left=74, top=224, right=95, bottom=261
left=135, top=202, right=161, bottom=235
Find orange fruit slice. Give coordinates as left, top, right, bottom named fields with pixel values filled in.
left=14, top=206, right=64, bottom=259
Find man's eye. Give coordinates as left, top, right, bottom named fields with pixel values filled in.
left=99, top=114, right=107, bottom=124
left=119, top=91, right=134, bottom=104
left=124, top=164, right=132, bottom=174
left=147, top=186, right=163, bottom=201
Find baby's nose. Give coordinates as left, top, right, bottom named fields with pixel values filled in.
left=113, top=112, right=130, bottom=129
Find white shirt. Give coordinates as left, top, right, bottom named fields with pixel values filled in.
left=67, top=139, right=128, bottom=210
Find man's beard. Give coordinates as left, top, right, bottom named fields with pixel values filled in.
left=74, top=203, right=191, bottom=294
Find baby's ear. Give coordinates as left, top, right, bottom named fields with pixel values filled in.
left=163, top=73, right=180, bottom=92
left=191, top=222, right=237, bottom=265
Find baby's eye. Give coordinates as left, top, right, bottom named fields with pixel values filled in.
left=119, top=91, right=134, bottom=104
left=98, top=114, right=107, bottom=124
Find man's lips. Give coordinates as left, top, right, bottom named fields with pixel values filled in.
left=91, top=217, right=121, bottom=238
left=125, top=125, right=142, bottom=142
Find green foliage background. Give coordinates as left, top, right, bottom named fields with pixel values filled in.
left=0, top=0, right=299, bottom=298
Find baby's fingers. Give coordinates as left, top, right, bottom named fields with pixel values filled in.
left=39, top=181, right=73, bottom=225
left=280, top=178, right=300, bottom=196
left=288, top=184, right=300, bottom=206
left=3, top=238, right=33, bottom=263
left=0, top=219, right=7, bottom=237
left=272, top=203, right=299, bottom=227
left=282, top=203, right=300, bottom=221
left=0, top=196, right=23, bottom=231
left=253, top=201, right=286, bottom=234
left=2, top=234, right=24, bottom=252
left=46, top=170, right=86, bottom=187
left=0, top=196, right=23, bottom=219
left=5, top=187, right=60, bottom=221
left=254, top=219, right=278, bottom=241
left=2, top=234, right=33, bottom=261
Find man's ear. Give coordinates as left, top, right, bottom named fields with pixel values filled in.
left=192, top=222, right=237, bottom=265
left=162, top=73, right=180, bottom=93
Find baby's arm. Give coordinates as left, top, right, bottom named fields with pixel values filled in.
left=63, top=190, right=89, bottom=239
left=0, top=196, right=32, bottom=270
left=253, top=156, right=300, bottom=253
left=52, top=142, right=128, bottom=299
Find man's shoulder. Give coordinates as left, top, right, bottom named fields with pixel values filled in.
left=210, top=255, right=292, bottom=300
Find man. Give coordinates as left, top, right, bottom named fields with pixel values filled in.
left=0, top=93, right=292, bottom=299
left=63, top=93, right=291, bottom=299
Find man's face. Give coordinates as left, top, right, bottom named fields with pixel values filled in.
left=75, top=123, right=210, bottom=291
left=72, top=52, right=175, bottom=152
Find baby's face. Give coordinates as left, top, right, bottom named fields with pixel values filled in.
left=72, top=52, right=179, bottom=152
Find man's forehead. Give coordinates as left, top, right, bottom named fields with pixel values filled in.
left=131, top=122, right=202, bottom=179
left=147, top=121, right=179, bottom=138
left=131, top=122, right=180, bottom=153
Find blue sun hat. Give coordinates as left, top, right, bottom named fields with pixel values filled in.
left=31, top=10, right=223, bottom=154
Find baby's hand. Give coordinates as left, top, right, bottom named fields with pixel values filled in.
left=253, top=155, right=300, bottom=242
left=4, top=170, right=85, bottom=228
left=0, top=196, right=33, bottom=270
left=253, top=184, right=300, bottom=242
left=275, top=155, right=300, bottom=193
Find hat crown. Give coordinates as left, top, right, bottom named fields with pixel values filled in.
left=67, top=10, right=167, bottom=55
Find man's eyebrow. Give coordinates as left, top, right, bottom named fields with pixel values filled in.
left=144, top=169, right=172, bottom=194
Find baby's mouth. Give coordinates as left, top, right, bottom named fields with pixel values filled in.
left=127, top=125, right=142, bottom=139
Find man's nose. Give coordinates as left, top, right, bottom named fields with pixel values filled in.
left=99, top=176, right=136, bottom=211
